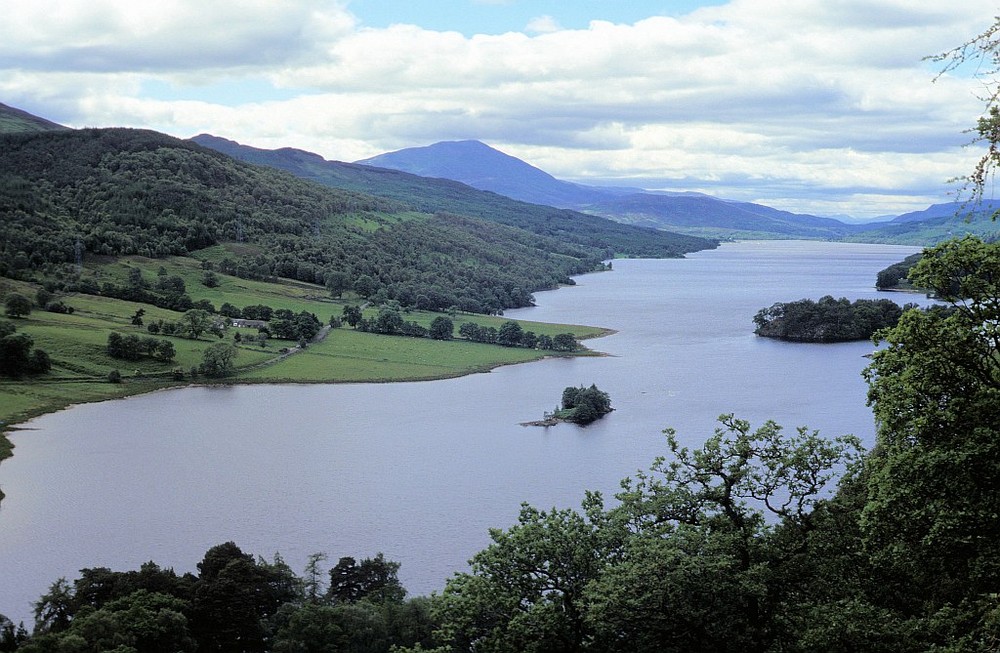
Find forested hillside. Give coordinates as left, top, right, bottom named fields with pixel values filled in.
left=192, top=134, right=715, bottom=259
left=0, top=128, right=713, bottom=314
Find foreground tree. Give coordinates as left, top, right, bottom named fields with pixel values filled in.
left=861, top=237, right=1000, bottom=646
left=430, top=416, right=860, bottom=653
left=327, top=554, right=406, bottom=605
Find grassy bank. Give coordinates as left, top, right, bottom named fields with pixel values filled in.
left=0, top=256, right=609, bottom=470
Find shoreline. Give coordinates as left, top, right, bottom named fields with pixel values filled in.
left=0, top=326, right=617, bottom=484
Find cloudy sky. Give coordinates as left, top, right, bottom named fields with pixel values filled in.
left=1, top=0, right=996, bottom=218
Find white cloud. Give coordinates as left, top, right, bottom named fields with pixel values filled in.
left=0, top=0, right=996, bottom=217
left=526, top=15, right=562, bottom=34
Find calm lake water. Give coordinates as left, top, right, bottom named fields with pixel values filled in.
left=0, top=240, right=926, bottom=625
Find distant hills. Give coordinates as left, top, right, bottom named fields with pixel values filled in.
left=0, top=104, right=714, bottom=314
left=355, top=140, right=1000, bottom=244
left=192, top=134, right=711, bottom=258
left=3, top=100, right=997, bottom=252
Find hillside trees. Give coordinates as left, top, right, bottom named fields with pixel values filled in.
left=3, top=293, right=31, bottom=318
left=0, top=322, right=51, bottom=377
left=106, top=332, right=176, bottom=362
left=861, top=237, right=1000, bottom=644
left=0, top=128, right=711, bottom=314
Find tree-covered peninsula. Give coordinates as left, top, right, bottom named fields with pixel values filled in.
left=753, top=295, right=910, bottom=342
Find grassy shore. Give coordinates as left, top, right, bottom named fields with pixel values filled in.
left=0, top=256, right=610, bottom=470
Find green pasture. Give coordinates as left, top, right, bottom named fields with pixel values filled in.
left=242, top=328, right=551, bottom=383
left=0, top=260, right=610, bottom=446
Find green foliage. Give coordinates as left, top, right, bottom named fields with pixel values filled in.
left=753, top=296, right=909, bottom=342
left=875, top=252, right=922, bottom=290
left=428, top=316, right=453, bottom=340
left=106, top=333, right=175, bottom=363
left=14, top=544, right=436, bottom=653
left=0, top=321, right=51, bottom=377
left=198, top=342, right=237, bottom=378
left=862, top=237, right=1000, bottom=628
left=327, top=554, right=406, bottom=605
left=177, top=309, right=215, bottom=339
left=270, top=309, right=322, bottom=341
left=4, top=293, right=31, bottom=318
left=558, top=384, right=612, bottom=424
left=433, top=416, right=861, bottom=653
left=0, top=614, right=28, bottom=651
left=200, top=270, right=219, bottom=288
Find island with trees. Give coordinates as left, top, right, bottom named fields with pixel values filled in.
left=753, top=295, right=912, bottom=342
left=524, top=384, right=613, bottom=426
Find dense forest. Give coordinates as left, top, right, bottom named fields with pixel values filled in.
left=752, top=296, right=912, bottom=342
left=0, top=128, right=714, bottom=315
left=3, top=235, right=998, bottom=653
left=875, top=253, right=924, bottom=290
left=192, top=134, right=715, bottom=259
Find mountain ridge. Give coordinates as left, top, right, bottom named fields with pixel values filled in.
left=191, top=133, right=714, bottom=258
left=353, top=139, right=862, bottom=238
left=354, top=139, right=1000, bottom=243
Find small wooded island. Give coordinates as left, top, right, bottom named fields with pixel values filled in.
left=753, top=296, right=912, bottom=342
left=524, top=384, right=613, bottom=426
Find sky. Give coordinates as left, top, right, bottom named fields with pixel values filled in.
left=0, top=0, right=997, bottom=219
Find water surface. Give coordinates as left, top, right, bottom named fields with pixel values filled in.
left=0, top=241, right=925, bottom=625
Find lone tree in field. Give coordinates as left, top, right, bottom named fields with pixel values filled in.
left=199, top=343, right=237, bottom=378
left=4, top=293, right=32, bottom=318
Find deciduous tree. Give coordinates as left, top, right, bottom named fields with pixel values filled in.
left=199, top=342, right=237, bottom=378
left=4, top=293, right=31, bottom=318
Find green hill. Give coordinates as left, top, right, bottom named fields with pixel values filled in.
left=842, top=205, right=1000, bottom=245
left=191, top=134, right=715, bottom=259
left=1, top=128, right=712, bottom=314
left=0, top=102, right=69, bottom=134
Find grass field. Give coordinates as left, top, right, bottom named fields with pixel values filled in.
left=0, top=258, right=610, bottom=467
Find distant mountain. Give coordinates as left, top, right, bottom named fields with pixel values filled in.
left=193, top=134, right=714, bottom=259
left=355, top=140, right=634, bottom=207
left=842, top=203, right=1000, bottom=245
left=354, top=139, right=1000, bottom=243
left=889, top=201, right=999, bottom=223
left=0, top=103, right=69, bottom=134
left=584, top=193, right=864, bottom=239
left=356, top=140, right=871, bottom=239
